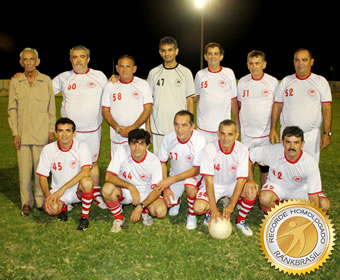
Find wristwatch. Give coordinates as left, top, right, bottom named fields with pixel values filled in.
left=139, top=203, right=146, bottom=210
left=323, top=131, right=332, bottom=136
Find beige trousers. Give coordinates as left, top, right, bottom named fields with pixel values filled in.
left=17, top=145, right=45, bottom=208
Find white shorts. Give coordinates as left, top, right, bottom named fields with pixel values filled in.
left=76, top=126, right=101, bottom=163
left=119, top=187, right=153, bottom=205
left=197, top=128, right=218, bottom=144
left=241, top=134, right=271, bottom=149
left=151, top=133, right=163, bottom=155
left=261, top=181, right=327, bottom=201
left=168, top=176, right=203, bottom=206
left=196, top=183, right=235, bottom=203
left=51, top=185, right=81, bottom=205
left=110, top=141, right=129, bottom=159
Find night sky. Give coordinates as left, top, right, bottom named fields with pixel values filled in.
left=0, top=0, right=338, bottom=80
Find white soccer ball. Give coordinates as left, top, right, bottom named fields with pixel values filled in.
left=208, top=218, right=232, bottom=239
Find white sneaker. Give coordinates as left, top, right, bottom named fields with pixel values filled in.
left=110, top=219, right=125, bottom=233
left=236, top=220, right=253, bottom=236
left=203, top=213, right=211, bottom=226
left=186, top=215, right=197, bottom=230
left=169, top=204, right=180, bottom=216
left=95, top=196, right=108, bottom=209
left=220, top=197, right=230, bottom=208
left=142, top=213, right=153, bottom=226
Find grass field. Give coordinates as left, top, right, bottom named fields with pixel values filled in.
left=0, top=96, right=339, bottom=279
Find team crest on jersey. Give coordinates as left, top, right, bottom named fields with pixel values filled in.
left=293, top=176, right=302, bottom=182
left=132, top=91, right=140, bottom=99
left=87, top=82, right=96, bottom=88
left=218, top=80, right=226, bottom=88
left=140, top=174, right=147, bottom=180
left=307, top=89, right=317, bottom=97
left=175, top=79, right=182, bottom=87
left=70, top=160, right=78, bottom=169
left=230, top=165, right=236, bottom=173
left=186, top=155, right=193, bottom=162
left=262, top=89, right=271, bottom=96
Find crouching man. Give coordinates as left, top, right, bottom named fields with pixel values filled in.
left=102, top=129, right=167, bottom=233
left=36, top=117, right=94, bottom=231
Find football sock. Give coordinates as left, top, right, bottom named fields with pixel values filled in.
left=80, top=191, right=93, bottom=219
left=236, top=197, right=256, bottom=224
left=187, top=195, right=196, bottom=216
left=106, top=201, right=124, bottom=220
left=93, top=186, right=105, bottom=203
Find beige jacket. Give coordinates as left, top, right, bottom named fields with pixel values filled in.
left=8, top=71, right=56, bottom=145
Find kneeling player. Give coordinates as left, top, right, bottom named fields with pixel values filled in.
left=194, top=120, right=257, bottom=236
left=36, top=118, right=94, bottom=231
left=102, top=129, right=167, bottom=233
left=247, top=126, right=330, bottom=212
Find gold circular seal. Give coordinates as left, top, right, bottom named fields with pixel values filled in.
left=259, top=199, right=335, bottom=275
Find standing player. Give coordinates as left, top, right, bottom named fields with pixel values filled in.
left=157, top=110, right=206, bottom=230
left=53, top=45, right=107, bottom=208
left=101, top=129, right=167, bottom=233
left=102, top=55, right=153, bottom=156
left=36, top=118, right=94, bottom=231
left=147, top=36, right=196, bottom=154
left=270, top=48, right=332, bottom=163
left=194, top=120, right=257, bottom=236
left=237, top=50, right=278, bottom=186
left=248, top=126, right=330, bottom=212
left=194, top=42, right=239, bottom=143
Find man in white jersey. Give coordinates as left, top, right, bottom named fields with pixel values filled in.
left=248, top=126, right=330, bottom=212
left=194, top=42, right=239, bottom=143
left=157, top=110, right=206, bottom=230
left=53, top=45, right=107, bottom=208
left=194, top=120, right=257, bottom=236
left=270, top=48, right=332, bottom=163
left=147, top=36, right=196, bottom=154
left=237, top=50, right=279, bottom=186
left=101, top=129, right=167, bottom=233
left=36, top=118, right=94, bottom=231
left=102, top=55, right=153, bottom=156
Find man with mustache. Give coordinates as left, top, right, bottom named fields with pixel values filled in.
left=247, top=126, right=330, bottom=212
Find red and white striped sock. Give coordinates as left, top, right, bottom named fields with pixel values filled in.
left=236, top=197, right=256, bottom=224
left=80, top=191, right=93, bottom=219
left=93, top=186, right=105, bottom=203
left=106, top=201, right=124, bottom=220
left=187, top=195, right=196, bottom=216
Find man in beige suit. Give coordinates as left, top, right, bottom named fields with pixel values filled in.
left=8, top=48, right=56, bottom=216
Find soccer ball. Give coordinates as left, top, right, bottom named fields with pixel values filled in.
left=208, top=218, right=232, bottom=239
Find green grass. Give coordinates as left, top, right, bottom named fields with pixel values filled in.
left=0, top=96, right=339, bottom=279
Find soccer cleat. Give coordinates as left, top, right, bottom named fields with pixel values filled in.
left=236, top=220, right=253, bottom=236
left=21, top=205, right=31, bottom=216
left=57, top=211, right=68, bottom=222
left=203, top=213, right=211, bottom=226
left=77, top=217, right=89, bottom=231
left=220, top=197, right=230, bottom=208
left=186, top=215, right=197, bottom=230
left=169, top=204, right=180, bottom=216
left=142, top=213, right=154, bottom=226
left=111, top=219, right=125, bottom=233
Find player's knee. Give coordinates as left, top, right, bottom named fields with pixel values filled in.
left=320, top=197, right=331, bottom=212
left=259, top=191, right=276, bottom=208
left=185, top=184, right=197, bottom=197
left=79, top=176, right=93, bottom=192
left=155, top=204, right=167, bottom=218
left=102, top=183, right=119, bottom=200
left=193, top=200, right=209, bottom=215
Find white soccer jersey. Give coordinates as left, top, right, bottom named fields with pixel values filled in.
left=36, top=139, right=92, bottom=190
left=102, top=76, right=153, bottom=144
left=106, top=146, right=162, bottom=194
left=237, top=73, right=278, bottom=138
left=249, top=144, right=322, bottom=195
left=158, top=130, right=206, bottom=176
left=195, top=67, right=237, bottom=133
left=147, top=64, right=195, bottom=136
left=200, top=140, right=249, bottom=188
left=274, top=73, right=332, bottom=132
left=53, top=69, right=108, bottom=132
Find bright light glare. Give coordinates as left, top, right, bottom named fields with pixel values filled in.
left=195, top=0, right=206, bottom=8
